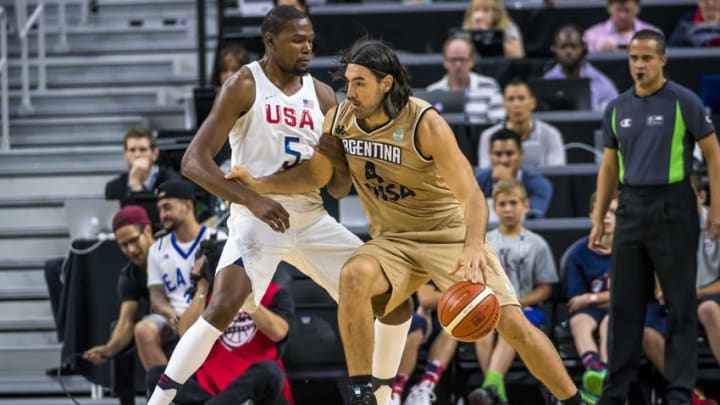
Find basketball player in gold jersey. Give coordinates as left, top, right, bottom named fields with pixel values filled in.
left=226, top=38, right=587, bottom=405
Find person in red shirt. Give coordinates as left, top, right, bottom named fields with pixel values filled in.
left=146, top=249, right=294, bottom=405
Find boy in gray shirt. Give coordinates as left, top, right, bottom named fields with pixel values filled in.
left=468, top=179, right=559, bottom=405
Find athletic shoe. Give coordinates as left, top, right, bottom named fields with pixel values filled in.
left=350, top=385, right=377, bottom=405
left=467, top=386, right=508, bottom=405
left=580, top=389, right=598, bottom=405
left=404, top=381, right=437, bottom=405
left=582, top=368, right=607, bottom=398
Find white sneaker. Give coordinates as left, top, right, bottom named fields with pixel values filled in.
left=404, top=381, right=437, bottom=405
left=390, top=392, right=402, bottom=405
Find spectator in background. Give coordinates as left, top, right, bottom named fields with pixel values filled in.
left=478, top=80, right=566, bottom=169
left=565, top=193, right=615, bottom=399
left=134, top=179, right=222, bottom=372
left=105, top=128, right=181, bottom=225
left=461, top=0, right=525, bottom=58
left=544, top=25, right=619, bottom=112
left=211, top=42, right=250, bottom=87
left=469, top=179, right=559, bottom=405
left=82, top=205, right=155, bottom=405
left=274, top=0, right=307, bottom=13
left=583, top=0, right=661, bottom=52
left=476, top=129, right=553, bottom=219
left=427, top=36, right=504, bottom=125
left=147, top=273, right=295, bottom=405
left=669, top=0, right=720, bottom=47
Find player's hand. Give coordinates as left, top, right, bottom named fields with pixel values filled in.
left=246, top=194, right=290, bottom=233
left=224, top=165, right=261, bottom=191
left=314, top=133, right=347, bottom=168
left=588, top=222, right=611, bottom=255
left=449, top=244, right=498, bottom=284
left=83, top=345, right=111, bottom=365
left=568, top=294, right=589, bottom=312
left=706, top=203, right=720, bottom=241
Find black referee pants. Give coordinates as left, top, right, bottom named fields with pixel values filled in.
left=600, top=181, right=699, bottom=405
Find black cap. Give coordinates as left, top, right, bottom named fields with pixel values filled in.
left=157, top=179, right=195, bottom=201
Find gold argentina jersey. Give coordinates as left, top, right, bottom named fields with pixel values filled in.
left=331, top=97, right=464, bottom=237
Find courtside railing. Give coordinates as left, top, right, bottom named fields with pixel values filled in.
left=0, top=7, right=8, bottom=150
left=15, top=0, right=47, bottom=115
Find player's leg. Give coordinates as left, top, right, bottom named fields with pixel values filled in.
left=146, top=262, right=253, bottom=405
left=391, top=314, right=427, bottom=403
left=698, top=297, right=720, bottom=364
left=296, top=215, right=413, bottom=404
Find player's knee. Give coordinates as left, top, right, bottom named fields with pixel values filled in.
left=134, top=320, right=159, bottom=343
left=496, top=306, right=534, bottom=345
left=698, top=300, right=720, bottom=325
left=339, top=256, right=380, bottom=294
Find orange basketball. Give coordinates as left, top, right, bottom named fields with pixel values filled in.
left=438, top=281, right=500, bottom=342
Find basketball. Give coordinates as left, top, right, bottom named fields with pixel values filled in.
left=438, top=281, right=500, bottom=342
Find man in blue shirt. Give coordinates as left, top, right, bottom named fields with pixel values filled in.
left=590, top=29, right=720, bottom=404
left=476, top=128, right=553, bottom=219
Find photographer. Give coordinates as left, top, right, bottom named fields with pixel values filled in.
left=146, top=237, right=296, bottom=405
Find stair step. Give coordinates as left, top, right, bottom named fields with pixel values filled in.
left=0, top=331, right=58, bottom=348
left=0, top=286, right=49, bottom=300
left=9, top=71, right=198, bottom=90
left=0, top=237, right=70, bottom=260
left=0, top=173, right=116, bottom=199
left=0, top=346, right=66, bottom=376
left=0, top=258, right=49, bottom=271
left=0, top=206, right=67, bottom=228
left=0, top=269, right=45, bottom=287
left=10, top=115, right=146, bottom=136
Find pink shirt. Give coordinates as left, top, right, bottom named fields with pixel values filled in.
left=583, top=18, right=661, bottom=52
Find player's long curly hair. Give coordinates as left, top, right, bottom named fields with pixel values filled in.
left=334, top=38, right=412, bottom=119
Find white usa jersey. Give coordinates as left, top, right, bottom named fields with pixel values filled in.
left=147, top=226, right=222, bottom=314
left=227, top=61, right=325, bottom=213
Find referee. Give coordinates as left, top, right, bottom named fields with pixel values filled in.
left=590, top=29, right=720, bottom=404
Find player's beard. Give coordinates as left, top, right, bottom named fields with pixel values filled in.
left=162, top=217, right=179, bottom=233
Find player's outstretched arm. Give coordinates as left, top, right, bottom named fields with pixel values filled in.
left=416, top=109, right=493, bottom=283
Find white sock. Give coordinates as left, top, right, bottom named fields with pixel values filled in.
left=146, top=317, right=223, bottom=405
left=372, top=317, right=411, bottom=405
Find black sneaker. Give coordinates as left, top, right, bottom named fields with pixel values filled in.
left=349, top=384, right=376, bottom=405
left=468, top=386, right=507, bottom=405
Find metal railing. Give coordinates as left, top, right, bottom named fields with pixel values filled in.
left=0, top=7, right=8, bottom=150
left=15, top=0, right=47, bottom=115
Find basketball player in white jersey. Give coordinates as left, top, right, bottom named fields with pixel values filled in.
left=147, top=7, right=412, bottom=405
left=135, top=179, right=223, bottom=371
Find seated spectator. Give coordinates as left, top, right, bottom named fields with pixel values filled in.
left=583, top=0, right=661, bottom=52
left=468, top=179, right=558, bottom=405
left=668, top=0, right=720, bottom=47
left=211, top=41, right=250, bottom=87
left=146, top=256, right=295, bottom=404
left=427, top=36, right=504, bottom=125
left=544, top=25, right=619, bottom=112
left=478, top=79, right=566, bottom=169
left=105, top=128, right=181, bottom=225
left=476, top=129, right=554, bottom=219
left=82, top=205, right=155, bottom=405
left=390, top=283, right=457, bottom=405
left=274, top=0, right=306, bottom=13
left=461, top=0, right=525, bottom=58
left=564, top=193, right=615, bottom=398
left=134, top=179, right=223, bottom=371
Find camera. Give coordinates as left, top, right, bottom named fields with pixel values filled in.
left=187, top=234, right=225, bottom=298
